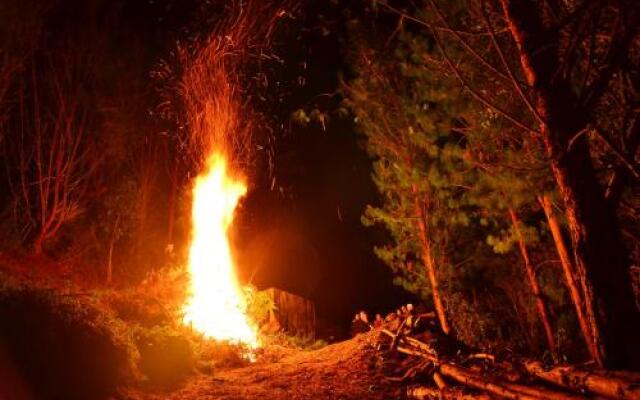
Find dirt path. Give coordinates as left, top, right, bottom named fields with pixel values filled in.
left=128, top=332, right=402, bottom=400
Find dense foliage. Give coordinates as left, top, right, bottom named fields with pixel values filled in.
left=341, top=0, right=640, bottom=365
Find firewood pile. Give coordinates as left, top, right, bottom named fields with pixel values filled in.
left=370, top=306, right=640, bottom=399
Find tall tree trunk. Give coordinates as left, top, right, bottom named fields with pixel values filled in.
left=538, top=195, right=596, bottom=360
left=414, top=195, right=450, bottom=334
left=508, top=208, right=557, bottom=357
left=501, top=0, right=640, bottom=368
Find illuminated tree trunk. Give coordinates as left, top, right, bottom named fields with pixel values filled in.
left=508, top=208, right=556, bottom=357
left=414, top=194, right=450, bottom=334
left=106, top=214, right=120, bottom=285
left=501, top=0, right=640, bottom=368
left=538, top=195, right=595, bottom=360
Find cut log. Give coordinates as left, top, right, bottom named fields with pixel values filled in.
left=417, top=312, right=437, bottom=320
left=440, top=363, right=586, bottom=400
left=397, top=345, right=437, bottom=361
left=404, top=336, right=438, bottom=357
left=523, top=360, right=640, bottom=400
left=462, top=353, right=496, bottom=363
left=407, top=385, right=493, bottom=399
left=433, top=372, right=447, bottom=389
left=376, top=311, right=640, bottom=400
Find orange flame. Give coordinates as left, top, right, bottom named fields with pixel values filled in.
left=176, top=1, right=290, bottom=349
left=182, top=154, right=258, bottom=347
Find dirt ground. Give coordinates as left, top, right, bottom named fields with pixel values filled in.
left=126, top=332, right=403, bottom=400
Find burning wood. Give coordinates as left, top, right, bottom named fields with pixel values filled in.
left=368, top=305, right=640, bottom=400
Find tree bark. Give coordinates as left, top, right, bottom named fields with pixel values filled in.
left=508, top=208, right=556, bottom=358
left=538, top=195, right=595, bottom=360
left=414, top=195, right=450, bottom=334
left=500, top=0, right=640, bottom=368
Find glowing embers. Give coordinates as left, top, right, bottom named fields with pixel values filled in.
left=182, top=154, right=257, bottom=348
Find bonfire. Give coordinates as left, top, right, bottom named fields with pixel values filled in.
left=175, top=1, right=286, bottom=350
left=182, top=154, right=257, bottom=347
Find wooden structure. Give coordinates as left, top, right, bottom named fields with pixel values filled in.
left=265, top=287, right=316, bottom=338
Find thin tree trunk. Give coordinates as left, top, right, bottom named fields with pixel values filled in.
left=414, top=195, right=450, bottom=334
left=538, top=195, right=595, bottom=360
left=500, top=0, right=640, bottom=368
left=106, top=214, right=120, bottom=285
left=508, top=208, right=557, bottom=358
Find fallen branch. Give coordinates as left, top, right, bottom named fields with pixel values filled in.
left=439, top=363, right=585, bottom=400
left=461, top=353, right=496, bottom=364
left=386, top=359, right=433, bottom=382
left=407, top=385, right=493, bottom=399
left=523, top=360, right=640, bottom=400
left=433, top=371, right=447, bottom=389
left=404, top=336, right=438, bottom=357
left=390, top=318, right=407, bottom=350
left=372, top=305, right=640, bottom=400
left=397, top=345, right=433, bottom=359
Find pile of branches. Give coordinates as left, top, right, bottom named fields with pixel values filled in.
left=372, top=308, right=640, bottom=400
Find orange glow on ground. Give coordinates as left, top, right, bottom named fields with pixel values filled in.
left=182, top=154, right=258, bottom=348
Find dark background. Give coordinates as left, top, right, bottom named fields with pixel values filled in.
left=231, top=2, right=416, bottom=337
